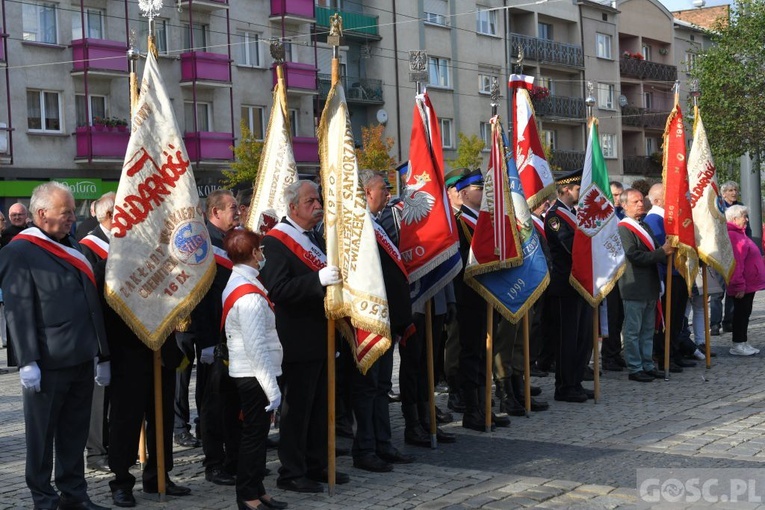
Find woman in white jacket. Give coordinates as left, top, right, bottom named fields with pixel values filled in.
left=222, top=229, right=287, bottom=510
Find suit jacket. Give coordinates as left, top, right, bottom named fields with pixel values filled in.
left=454, top=205, right=484, bottom=310
left=617, top=220, right=666, bottom=301
left=0, top=226, right=109, bottom=369
left=373, top=213, right=412, bottom=337
left=545, top=199, right=577, bottom=297
left=260, top=218, right=328, bottom=363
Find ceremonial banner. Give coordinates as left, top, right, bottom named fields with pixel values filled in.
left=245, top=65, right=298, bottom=235
left=509, top=74, right=555, bottom=211
left=464, top=116, right=524, bottom=321
left=319, top=80, right=391, bottom=373
left=105, top=51, right=214, bottom=350
left=663, top=100, right=699, bottom=293
left=687, top=107, right=735, bottom=283
left=399, top=91, right=461, bottom=307
left=570, top=119, right=625, bottom=306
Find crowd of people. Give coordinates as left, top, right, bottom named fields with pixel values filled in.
left=0, top=172, right=763, bottom=510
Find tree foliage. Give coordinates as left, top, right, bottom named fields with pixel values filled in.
left=221, top=121, right=264, bottom=188
left=692, top=0, right=765, bottom=163
left=356, top=124, right=396, bottom=171
left=446, top=132, right=485, bottom=170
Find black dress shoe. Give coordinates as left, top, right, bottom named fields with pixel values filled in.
left=554, top=390, right=587, bottom=403
left=435, top=427, right=457, bottom=443
left=675, top=358, right=696, bottom=368
left=387, top=391, right=401, bottom=403
left=353, top=454, right=393, bottom=472
left=579, top=387, right=595, bottom=399
left=602, top=360, right=624, bottom=372
left=530, top=385, right=542, bottom=397
left=58, top=500, right=110, bottom=510
left=628, top=371, right=654, bottom=382
left=112, top=489, right=136, bottom=508
left=519, top=396, right=549, bottom=412
left=435, top=406, right=453, bottom=424
left=376, top=445, right=414, bottom=464
left=645, top=369, right=664, bottom=378
left=462, top=410, right=495, bottom=432
left=174, top=431, right=200, bottom=448
left=143, top=481, right=191, bottom=496
left=492, top=412, right=511, bottom=427
left=276, top=476, right=324, bottom=493
left=259, top=496, right=289, bottom=509
left=447, top=392, right=466, bottom=413
left=307, top=468, right=350, bottom=484
left=206, top=468, right=236, bottom=486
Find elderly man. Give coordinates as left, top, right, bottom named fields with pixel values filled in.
left=0, top=182, right=110, bottom=510
left=260, top=180, right=347, bottom=492
left=1, top=202, right=29, bottom=245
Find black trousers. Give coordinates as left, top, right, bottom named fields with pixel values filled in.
left=457, top=304, right=487, bottom=391
left=173, top=332, right=208, bottom=437
left=25, top=361, right=93, bottom=509
left=201, top=357, right=242, bottom=475
left=534, top=293, right=556, bottom=370
left=108, top=362, right=175, bottom=492
left=603, top=285, right=624, bottom=361
left=399, top=312, right=445, bottom=406
left=277, top=360, right=328, bottom=482
left=654, top=275, right=693, bottom=361
left=352, top=345, right=394, bottom=457
left=234, top=377, right=271, bottom=501
left=549, top=294, right=592, bottom=395
left=731, top=292, right=755, bottom=343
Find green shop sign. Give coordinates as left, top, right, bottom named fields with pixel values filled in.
left=0, top=179, right=119, bottom=199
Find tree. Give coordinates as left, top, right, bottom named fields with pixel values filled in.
left=221, top=121, right=264, bottom=188
left=692, top=0, right=765, bottom=163
left=356, top=124, right=396, bottom=171
left=446, top=132, right=485, bottom=171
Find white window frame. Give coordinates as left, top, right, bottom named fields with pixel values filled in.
left=541, top=129, right=556, bottom=151
left=479, top=122, right=491, bottom=151
left=440, top=118, right=453, bottom=149
left=645, top=137, right=656, bottom=156
left=685, top=52, right=697, bottom=74
left=289, top=109, right=298, bottom=138
left=27, top=90, right=62, bottom=132
left=428, top=57, right=452, bottom=89
left=597, top=83, right=614, bottom=110
left=241, top=105, right=265, bottom=140
left=235, top=31, right=261, bottom=67
left=183, top=22, right=209, bottom=52
left=72, top=8, right=104, bottom=40
left=139, top=18, right=168, bottom=55
left=184, top=102, right=211, bottom=133
left=476, top=8, right=497, bottom=36
left=641, top=44, right=651, bottom=61
left=75, top=94, right=107, bottom=127
left=424, top=0, right=448, bottom=26
left=644, top=92, right=653, bottom=109
left=478, top=73, right=496, bottom=95
left=23, top=2, right=57, bottom=44
left=538, top=22, right=553, bottom=40
left=596, top=33, right=612, bottom=60
left=601, top=133, right=617, bottom=159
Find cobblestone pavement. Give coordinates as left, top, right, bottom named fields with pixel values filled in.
left=2, top=295, right=765, bottom=509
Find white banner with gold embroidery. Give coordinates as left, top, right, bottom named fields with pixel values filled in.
left=105, top=51, right=214, bottom=351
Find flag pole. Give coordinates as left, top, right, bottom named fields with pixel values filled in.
left=663, top=254, right=673, bottom=381
left=485, top=303, right=493, bottom=433
left=522, top=313, right=531, bottom=416
left=424, top=300, right=437, bottom=448
left=702, top=262, right=711, bottom=368
left=585, top=84, right=600, bottom=403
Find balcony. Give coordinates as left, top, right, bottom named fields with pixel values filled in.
left=510, top=34, right=583, bottom=68
left=531, top=95, right=585, bottom=121
left=270, top=0, right=315, bottom=24
left=620, top=58, right=677, bottom=82
left=273, top=62, right=317, bottom=94
left=293, top=136, right=318, bottom=164
left=621, top=106, right=668, bottom=130
left=75, top=127, right=129, bottom=161
left=175, top=0, right=228, bottom=13
left=184, top=132, right=234, bottom=162
left=318, top=74, right=384, bottom=104
left=71, top=39, right=128, bottom=76
left=315, top=6, right=380, bottom=42
left=550, top=149, right=585, bottom=171
left=180, top=52, right=231, bottom=87
left=623, top=155, right=661, bottom=176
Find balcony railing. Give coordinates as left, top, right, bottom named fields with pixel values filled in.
left=293, top=136, right=318, bottom=163
left=623, top=155, right=661, bottom=176
left=273, top=62, right=317, bottom=92
left=175, top=0, right=228, bottom=12
left=318, top=74, right=383, bottom=104
left=510, top=34, right=583, bottom=68
left=180, top=51, right=231, bottom=84
left=531, top=95, right=585, bottom=120
left=71, top=38, right=128, bottom=74
left=315, top=6, right=380, bottom=40
left=270, top=0, right=314, bottom=21
left=621, top=106, right=668, bottom=129
left=620, top=58, right=677, bottom=82
left=184, top=132, right=234, bottom=161
left=75, top=127, right=129, bottom=159
left=550, top=149, right=585, bottom=171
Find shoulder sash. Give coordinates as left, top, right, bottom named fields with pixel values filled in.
left=371, top=218, right=408, bottom=278
left=619, top=217, right=656, bottom=250
left=266, top=222, right=327, bottom=272
left=532, top=215, right=546, bottom=240
left=14, top=229, right=96, bottom=287
left=212, top=245, right=233, bottom=270
left=554, top=206, right=577, bottom=229
left=221, top=276, right=273, bottom=331
left=80, top=234, right=109, bottom=260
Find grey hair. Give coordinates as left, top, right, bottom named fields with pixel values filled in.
left=94, top=192, right=116, bottom=222
left=725, top=204, right=748, bottom=222
left=721, top=181, right=739, bottom=193
left=284, top=180, right=319, bottom=207
left=29, top=182, right=72, bottom=218
left=359, top=169, right=383, bottom=189
left=205, top=189, right=234, bottom=217
left=620, top=188, right=638, bottom=207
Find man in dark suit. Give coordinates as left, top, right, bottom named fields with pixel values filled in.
left=80, top=192, right=190, bottom=507
left=0, top=182, right=110, bottom=510
left=260, top=180, right=346, bottom=493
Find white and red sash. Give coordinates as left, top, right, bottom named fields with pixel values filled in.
left=14, top=228, right=96, bottom=287
left=371, top=219, right=408, bottom=278
left=80, top=234, right=109, bottom=260
left=458, top=208, right=478, bottom=229
left=212, top=245, right=233, bottom=270
left=265, top=222, right=327, bottom=272
left=554, top=205, right=577, bottom=230
left=619, top=217, right=656, bottom=250
left=532, top=215, right=546, bottom=241
left=220, top=275, right=273, bottom=331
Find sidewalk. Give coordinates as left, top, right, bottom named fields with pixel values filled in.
left=1, top=295, right=765, bottom=509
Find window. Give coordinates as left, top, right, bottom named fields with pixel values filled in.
left=75, top=95, right=107, bottom=127
left=289, top=109, right=298, bottom=137
left=597, top=83, right=614, bottom=109
left=645, top=137, right=656, bottom=156
left=138, top=19, right=168, bottom=54
left=282, top=39, right=294, bottom=62
left=235, top=31, right=261, bottom=67
left=539, top=76, right=554, bottom=94
left=316, top=0, right=343, bottom=7
left=72, top=9, right=103, bottom=39
left=476, top=8, right=497, bottom=36
left=641, top=44, right=651, bottom=61
left=538, top=22, right=553, bottom=40
left=685, top=52, right=697, bottom=73
left=27, top=90, right=61, bottom=132
left=184, top=102, right=211, bottom=132
left=644, top=92, right=653, bottom=109
left=596, top=33, right=612, bottom=59
left=541, top=129, right=556, bottom=150
left=424, top=0, right=448, bottom=26
left=428, top=57, right=451, bottom=88
left=241, top=106, right=265, bottom=140
left=23, top=2, right=57, bottom=44
left=601, top=133, right=617, bottom=158
left=440, top=118, right=453, bottom=149
left=478, top=73, right=496, bottom=94
left=479, top=122, right=490, bottom=150
left=183, top=23, right=208, bottom=52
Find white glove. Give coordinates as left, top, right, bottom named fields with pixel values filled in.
left=200, top=346, right=215, bottom=364
left=95, top=361, right=111, bottom=387
left=265, top=394, right=281, bottom=413
left=319, top=266, right=341, bottom=286
left=20, top=362, right=41, bottom=392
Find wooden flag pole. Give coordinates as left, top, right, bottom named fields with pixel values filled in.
left=485, top=303, right=493, bottom=433
left=424, top=299, right=437, bottom=448
left=663, top=254, right=674, bottom=381
left=593, top=305, right=600, bottom=403
left=522, top=313, right=531, bottom=416
left=152, top=350, right=166, bottom=500
left=702, top=262, right=711, bottom=368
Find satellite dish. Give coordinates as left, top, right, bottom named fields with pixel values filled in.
left=376, top=109, right=388, bottom=124
left=693, top=0, right=706, bottom=7
left=618, top=95, right=629, bottom=107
